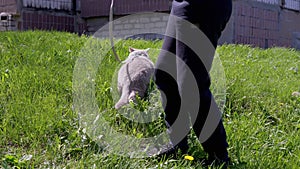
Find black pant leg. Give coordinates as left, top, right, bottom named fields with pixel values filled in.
left=154, top=18, right=189, bottom=150
left=190, top=0, right=232, bottom=154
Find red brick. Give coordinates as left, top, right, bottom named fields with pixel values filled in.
left=249, top=37, right=253, bottom=45
left=42, top=14, right=46, bottom=24
left=236, top=35, right=242, bottom=43
left=269, top=11, right=274, bottom=21
left=60, top=16, right=64, bottom=24
left=241, top=36, right=245, bottom=44
left=241, top=5, right=246, bottom=16
left=246, top=5, right=251, bottom=16
left=249, top=17, right=255, bottom=27
left=38, top=14, right=42, bottom=24
left=256, top=29, right=261, bottom=38
left=32, top=22, right=37, bottom=29
left=255, top=38, right=260, bottom=47
left=49, top=15, right=53, bottom=23
left=245, top=37, right=249, bottom=44
left=253, top=19, right=257, bottom=28
left=49, top=15, right=52, bottom=23
left=250, top=27, right=254, bottom=37
left=259, top=39, right=264, bottom=48
left=250, top=7, right=254, bottom=17
left=237, top=16, right=242, bottom=26
left=269, top=21, right=274, bottom=30
left=265, top=30, right=269, bottom=38
left=246, top=6, right=252, bottom=16
left=239, top=36, right=243, bottom=43
left=269, top=39, right=274, bottom=47
left=244, top=26, right=249, bottom=36
left=266, top=20, right=270, bottom=30
left=264, top=20, right=269, bottom=29
left=257, top=9, right=262, bottom=19
left=273, top=39, right=279, bottom=46
left=254, top=8, right=260, bottom=18
left=23, top=22, right=27, bottom=29
left=273, top=11, right=278, bottom=21
left=57, top=16, right=61, bottom=24
left=33, top=13, right=38, bottom=22
left=234, top=33, right=239, bottom=41
left=246, top=16, right=251, bottom=26
left=238, top=26, right=243, bottom=36
left=23, top=12, right=27, bottom=20
left=254, top=28, right=258, bottom=37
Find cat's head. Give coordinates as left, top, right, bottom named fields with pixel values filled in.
left=128, top=47, right=150, bottom=58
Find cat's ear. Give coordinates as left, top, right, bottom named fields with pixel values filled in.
left=129, top=47, right=135, bottom=53
left=145, top=48, right=150, bottom=53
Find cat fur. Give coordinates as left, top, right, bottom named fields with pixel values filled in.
left=115, top=48, right=154, bottom=109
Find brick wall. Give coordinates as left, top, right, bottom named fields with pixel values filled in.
left=279, top=9, right=300, bottom=47
left=19, top=0, right=87, bottom=34
left=22, top=11, right=75, bottom=32
left=233, top=1, right=280, bottom=48
left=88, top=0, right=300, bottom=48
left=220, top=0, right=300, bottom=48
left=1, top=0, right=299, bottom=49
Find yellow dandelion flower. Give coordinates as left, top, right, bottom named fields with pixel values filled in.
left=184, top=155, right=194, bottom=161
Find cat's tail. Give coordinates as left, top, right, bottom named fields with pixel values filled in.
left=115, top=85, right=131, bottom=109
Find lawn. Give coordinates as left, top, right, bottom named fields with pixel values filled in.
left=0, top=31, right=299, bottom=169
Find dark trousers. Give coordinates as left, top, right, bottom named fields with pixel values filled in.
left=154, top=0, right=232, bottom=154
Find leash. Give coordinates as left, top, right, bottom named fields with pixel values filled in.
left=110, top=0, right=134, bottom=84
left=109, top=0, right=122, bottom=63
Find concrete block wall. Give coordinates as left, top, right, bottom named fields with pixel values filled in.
left=91, top=13, right=169, bottom=39
left=116, top=14, right=168, bottom=39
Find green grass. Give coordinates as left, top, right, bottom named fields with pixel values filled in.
left=0, top=31, right=299, bottom=168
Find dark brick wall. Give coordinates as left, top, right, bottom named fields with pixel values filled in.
left=234, top=1, right=280, bottom=48
left=230, top=0, right=300, bottom=48
left=279, top=9, right=300, bottom=48
left=22, top=11, right=75, bottom=32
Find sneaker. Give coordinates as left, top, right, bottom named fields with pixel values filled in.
left=206, top=151, right=230, bottom=168
left=152, top=143, right=188, bottom=159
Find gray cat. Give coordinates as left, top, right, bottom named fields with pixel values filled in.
left=115, top=48, right=154, bottom=109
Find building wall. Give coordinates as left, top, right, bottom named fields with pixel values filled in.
left=219, top=0, right=300, bottom=48
left=0, top=0, right=19, bottom=31
left=279, top=9, right=300, bottom=48
left=81, top=0, right=170, bottom=34
left=232, top=0, right=281, bottom=48
left=85, top=0, right=300, bottom=49
left=81, top=0, right=169, bottom=18
left=19, top=0, right=87, bottom=34
left=21, top=11, right=75, bottom=32
left=93, top=13, right=169, bottom=40
left=0, top=0, right=18, bottom=13
left=22, top=0, right=73, bottom=11
left=0, top=0, right=299, bottom=49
